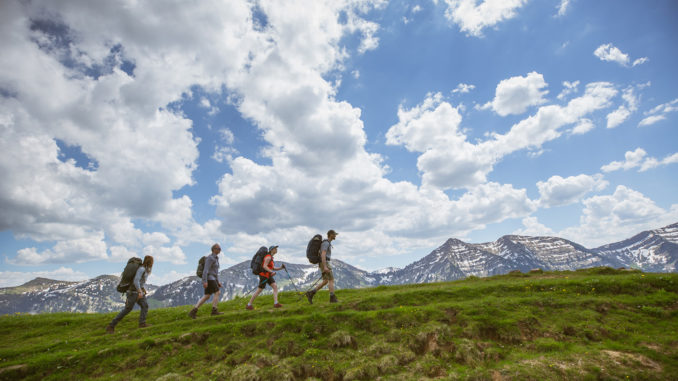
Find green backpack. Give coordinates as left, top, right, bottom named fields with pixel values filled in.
left=196, top=256, right=206, bottom=278
left=116, top=257, right=142, bottom=293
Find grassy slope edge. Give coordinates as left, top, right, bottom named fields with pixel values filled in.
left=0, top=268, right=677, bottom=380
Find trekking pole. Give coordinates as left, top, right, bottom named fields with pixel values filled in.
left=282, top=266, right=302, bottom=294
left=281, top=265, right=305, bottom=301
left=242, top=277, right=269, bottom=297
left=304, top=276, right=323, bottom=294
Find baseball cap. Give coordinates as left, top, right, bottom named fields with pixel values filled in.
left=327, top=230, right=338, bottom=237
left=268, top=245, right=279, bottom=252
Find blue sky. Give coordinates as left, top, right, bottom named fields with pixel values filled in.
left=1, top=0, right=677, bottom=287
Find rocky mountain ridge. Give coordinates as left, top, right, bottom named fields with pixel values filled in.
left=3, top=222, right=676, bottom=313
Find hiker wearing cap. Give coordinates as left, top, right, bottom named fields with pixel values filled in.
left=188, top=244, right=224, bottom=318
left=306, top=230, right=339, bottom=304
left=247, top=245, right=285, bottom=310
left=107, top=255, right=153, bottom=334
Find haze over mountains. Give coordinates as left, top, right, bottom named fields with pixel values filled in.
left=2, top=223, right=676, bottom=314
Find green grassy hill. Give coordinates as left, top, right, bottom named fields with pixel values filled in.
left=1, top=268, right=677, bottom=380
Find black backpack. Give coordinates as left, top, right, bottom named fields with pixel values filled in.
left=116, top=257, right=142, bottom=293
left=196, top=256, right=206, bottom=278
left=306, top=234, right=323, bottom=264
left=250, top=246, right=269, bottom=275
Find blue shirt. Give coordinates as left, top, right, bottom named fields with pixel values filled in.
left=132, top=266, right=147, bottom=292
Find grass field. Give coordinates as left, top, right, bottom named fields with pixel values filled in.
left=1, top=267, right=677, bottom=380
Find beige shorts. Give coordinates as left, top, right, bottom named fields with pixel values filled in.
left=319, top=263, right=334, bottom=281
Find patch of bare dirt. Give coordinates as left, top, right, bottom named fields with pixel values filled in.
left=602, top=350, right=662, bottom=372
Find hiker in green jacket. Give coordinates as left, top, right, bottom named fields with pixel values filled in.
left=306, top=230, right=339, bottom=303
left=188, top=244, right=224, bottom=318
left=107, top=256, right=153, bottom=334
left=247, top=246, right=285, bottom=310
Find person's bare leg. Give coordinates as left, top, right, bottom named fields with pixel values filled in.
left=212, top=290, right=221, bottom=308
left=248, top=288, right=262, bottom=305
left=272, top=283, right=279, bottom=304
left=194, top=294, right=210, bottom=309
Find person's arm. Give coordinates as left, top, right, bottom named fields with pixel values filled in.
left=216, top=259, right=221, bottom=287
left=133, top=267, right=145, bottom=299
left=321, top=250, right=329, bottom=272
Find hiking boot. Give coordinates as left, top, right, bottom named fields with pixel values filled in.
left=305, top=290, right=315, bottom=304
left=329, top=294, right=338, bottom=303
left=211, top=307, right=224, bottom=316
left=106, top=324, right=115, bottom=334
left=139, top=323, right=151, bottom=328
left=188, top=307, right=198, bottom=319
left=246, top=304, right=254, bottom=310
left=274, top=303, right=283, bottom=308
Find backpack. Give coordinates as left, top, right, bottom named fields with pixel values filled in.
left=306, top=234, right=323, bottom=264
left=116, top=257, right=142, bottom=293
left=196, top=256, right=206, bottom=278
left=250, top=246, right=269, bottom=275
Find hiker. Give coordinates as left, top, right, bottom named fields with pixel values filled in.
left=106, top=255, right=154, bottom=333
left=247, top=245, right=285, bottom=310
left=188, top=243, right=224, bottom=318
left=306, top=230, right=339, bottom=304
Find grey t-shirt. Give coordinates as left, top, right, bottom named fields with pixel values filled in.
left=320, top=240, right=332, bottom=261
left=202, top=253, right=220, bottom=283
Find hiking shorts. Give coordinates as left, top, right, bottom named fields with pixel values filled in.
left=258, top=275, right=275, bottom=289
left=319, top=263, right=334, bottom=281
left=204, top=280, right=220, bottom=295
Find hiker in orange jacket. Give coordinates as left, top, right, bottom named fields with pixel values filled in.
left=246, top=246, right=285, bottom=309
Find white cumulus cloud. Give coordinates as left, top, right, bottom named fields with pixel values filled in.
left=557, top=80, right=579, bottom=100
left=606, top=86, right=640, bottom=128
left=10, top=235, right=109, bottom=265
left=452, top=83, right=476, bottom=94
left=570, top=118, right=595, bottom=135
left=444, top=0, right=528, bottom=37
left=537, top=174, right=608, bottom=208
left=0, top=0, right=387, bottom=264
left=639, top=98, right=678, bottom=127
left=560, top=186, right=678, bottom=247
left=602, top=148, right=678, bottom=173
left=594, top=43, right=648, bottom=67
left=601, top=148, right=647, bottom=172
left=386, top=80, right=617, bottom=190
left=513, top=217, right=556, bottom=236
left=0, top=267, right=89, bottom=288
left=556, top=0, right=571, bottom=17
left=480, top=72, right=549, bottom=116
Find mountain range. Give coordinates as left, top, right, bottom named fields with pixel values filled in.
left=2, top=222, right=676, bottom=314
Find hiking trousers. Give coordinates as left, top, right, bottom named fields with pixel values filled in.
left=110, top=290, right=148, bottom=327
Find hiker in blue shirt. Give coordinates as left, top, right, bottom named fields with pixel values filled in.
left=189, top=243, right=224, bottom=318
left=306, top=230, right=339, bottom=303
left=107, top=256, right=153, bottom=334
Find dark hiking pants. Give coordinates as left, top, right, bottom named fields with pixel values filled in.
left=110, top=290, right=148, bottom=327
